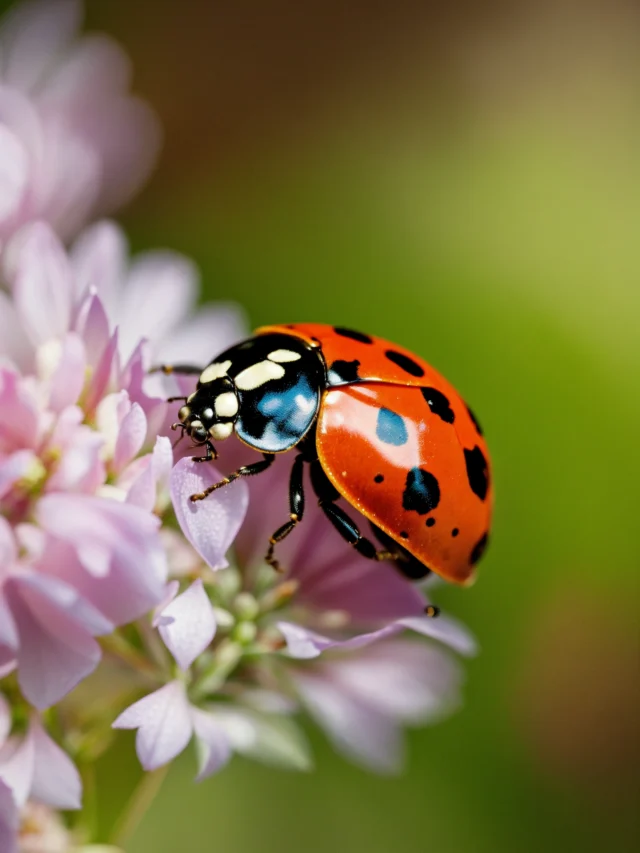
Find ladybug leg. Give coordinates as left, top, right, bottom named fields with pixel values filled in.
left=189, top=453, right=275, bottom=502
left=150, top=363, right=203, bottom=376
left=265, top=454, right=305, bottom=572
left=310, top=460, right=395, bottom=562
left=370, top=523, right=433, bottom=581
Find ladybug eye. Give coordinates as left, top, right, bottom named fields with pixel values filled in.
left=200, top=407, right=214, bottom=423
left=178, top=406, right=190, bottom=422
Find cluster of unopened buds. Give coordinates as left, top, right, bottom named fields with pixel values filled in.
left=0, top=1, right=480, bottom=850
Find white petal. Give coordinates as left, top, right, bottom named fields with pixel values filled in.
left=157, top=580, right=216, bottom=671
left=113, top=681, right=192, bottom=771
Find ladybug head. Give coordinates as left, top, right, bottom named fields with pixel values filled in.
left=175, top=376, right=239, bottom=445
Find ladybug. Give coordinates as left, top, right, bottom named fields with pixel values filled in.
left=163, top=324, right=492, bottom=586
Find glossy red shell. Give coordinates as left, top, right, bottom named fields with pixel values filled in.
left=257, top=323, right=493, bottom=585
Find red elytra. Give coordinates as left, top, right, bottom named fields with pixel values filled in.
left=257, top=323, right=493, bottom=585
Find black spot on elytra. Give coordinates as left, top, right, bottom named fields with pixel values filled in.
left=451, top=527, right=459, bottom=537
left=426, top=517, right=436, bottom=528
left=402, top=467, right=440, bottom=515
left=327, top=359, right=361, bottom=384
left=466, top=404, right=484, bottom=436
left=376, top=408, right=408, bottom=446
left=400, top=531, right=409, bottom=539
left=333, top=326, right=373, bottom=344
left=464, top=446, right=489, bottom=501
left=374, top=473, right=384, bottom=483
left=385, top=349, right=425, bottom=378
left=470, top=532, right=488, bottom=565
left=421, top=387, right=455, bottom=424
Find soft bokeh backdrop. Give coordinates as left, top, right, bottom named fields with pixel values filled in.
left=32, top=0, right=640, bottom=850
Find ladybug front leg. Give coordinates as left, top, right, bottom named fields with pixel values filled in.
left=189, top=453, right=275, bottom=502
left=265, top=454, right=305, bottom=572
left=309, top=460, right=396, bottom=562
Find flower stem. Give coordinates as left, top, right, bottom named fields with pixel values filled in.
left=109, top=765, right=169, bottom=848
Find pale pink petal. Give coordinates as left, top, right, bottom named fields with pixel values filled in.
left=16, top=573, right=113, bottom=636
left=0, top=125, right=28, bottom=224
left=45, top=332, right=86, bottom=412
left=0, top=291, right=31, bottom=370
left=82, top=329, right=119, bottom=416
left=399, top=613, right=478, bottom=657
left=113, top=681, right=193, bottom=771
left=157, top=579, right=216, bottom=671
left=0, top=595, right=19, bottom=666
left=0, top=0, right=81, bottom=92
left=171, top=458, right=249, bottom=571
left=37, top=122, right=100, bottom=240
left=40, top=32, right=131, bottom=109
left=0, top=370, right=40, bottom=451
left=294, top=670, right=402, bottom=774
left=325, top=640, right=461, bottom=724
left=74, top=94, right=160, bottom=217
left=126, top=436, right=172, bottom=511
left=113, top=402, right=146, bottom=473
left=277, top=621, right=399, bottom=660
left=0, top=695, right=10, bottom=746
left=28, top=718, right=81, bottom=809
left=45, top=423, right=104, bottom=494
left=157, top=304, right=248, bottom=366
left=12, top=223, right=73, bottom=344
left=0, top=778, right=17, bottom=853
left=0, top=730, right=34, bottom=807
left=5, top=577, right=101, bottom=709
left=0, top=450, right=35, bottom=499
left=69, top=219, right=127, bottom=311
left=36, top=491, right=167, bottom=588
left=74, top=291, right=110, bottom=367
left=117, top=252, right=198, bottom=361
left=191, top=708, right=231, bottom=780
left=152, top=581, right=180, bottom=626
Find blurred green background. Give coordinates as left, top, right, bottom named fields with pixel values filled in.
left=85, top=1, right=639, bottom=850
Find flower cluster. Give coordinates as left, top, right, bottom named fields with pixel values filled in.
left=0, top=2, right=477, bottom=850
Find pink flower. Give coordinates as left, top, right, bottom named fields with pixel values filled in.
left=0, top=692, right=81, bottom=853
left=114, top=680, right=311, bottom=777
left=292, top=638, right=462, bottom=773
left=0, top=221, right=246, bottom=708
left=117, top=449, right=474, bottom=776
left=0, top=0, right=161, bottom=246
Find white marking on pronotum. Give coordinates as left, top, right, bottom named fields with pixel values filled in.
left=235, top=360, right=285, bottom=391
left=190, top=419, right=204, bottom=430
left=187, top=393, right=196, bottom=403
left=268, top=349, right=301, bottom=363
left=210, top=422, right=233, bottom=440
left=200, top=360, right=232, bottom=384
left=215, top=392, right=239, bottom=418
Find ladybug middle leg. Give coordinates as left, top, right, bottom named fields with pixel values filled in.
left=264, top=454, right=306, bottom=572
left=309, top=460, right=397, bottom=563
